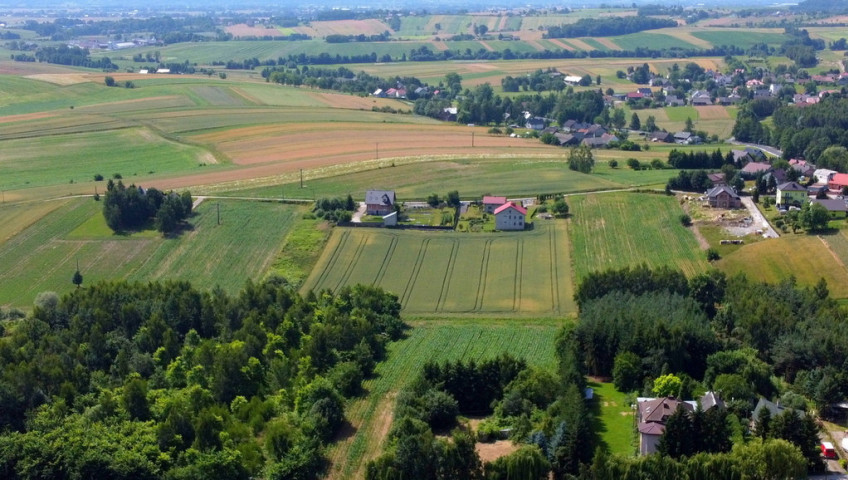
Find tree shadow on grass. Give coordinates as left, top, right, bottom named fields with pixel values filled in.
left=587, top=380, right=611, bottom=453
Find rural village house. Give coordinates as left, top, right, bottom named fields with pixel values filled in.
left=494, top=202, right=526, bottom=231
left=828, top=173, right=848, bottom=192
left=776, top=182, right=807, bottom=207
left=812, top=199, right=848, bottom=218
left=638, top=393, right=724, bottom=456
left=482, top=196, right=508, bottom=214
left=365, top=190, right=396, bottom=216
left=706, top=185, right=742, bottom=209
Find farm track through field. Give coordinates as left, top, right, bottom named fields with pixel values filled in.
left=435, top=239, right=459, bottom=313
left=400, top=238, right=430, bottom=307
left=313, top=230, right=351, bottom=290
left=474, top=239, right=493, bottom=312
left=551, top=222, right=563, bottom=312
left=335, top=234, right=368, bottom=291
left=373, top=234, right=398, bottom=286
left=514, top=237, right=524, bottom=312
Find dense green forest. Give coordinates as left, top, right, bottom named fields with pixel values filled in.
left=0, top=279, right=403, bottom=479
left=543, top=17, right=678, bottom=39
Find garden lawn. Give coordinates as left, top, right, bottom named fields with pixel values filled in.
left=589, top=381, right=635, bottom=456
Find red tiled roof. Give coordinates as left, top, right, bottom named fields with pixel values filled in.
left=494, top=201, right=527, bottom=216
left=482, top=196, right=507, bottom=205
left=830, top=173, right=848, bottom=187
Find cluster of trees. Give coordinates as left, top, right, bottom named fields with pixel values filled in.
left=313, top=195, right=356, bottom=223
left=667, top=149, right=734, bottom=169
left=567, top=145, right=595, bottom=174
left=0, top=279, right=404, bottom=479
left=426, top=191, right=460, bottom=208
left=25, top=45, right=116, bottom=69
left=325, top=32, right=390, bottom=43
left=543, top=16, right=677, bottom=38
left=501, top=69, right=572, bottom=93
left=20, top=16, right=221, bottom=43
left=367, top=326, right=592, bottom=479
left=102, top=181, right=193, bottom=233
left=277, top=44, right=748, bottom=67
left=572, top=265, right=848, bottom=474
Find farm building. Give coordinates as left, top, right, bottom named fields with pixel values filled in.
left=828, top=173, right=848, bottom=192
left=706, top=185, right=742, bottom=209
left=707, top=173, right=726, bottom=186
left=651, top=131, right=674, bottom=143
left=637, top=397, right=694, bottom=455
left=365, top=190, right=396, bottom=216
left=494, top=202, right=526, bottom=231
left=482, top=196, right=508, bottom=214
left=740, top=162, right=772, bottom=178
left=383, top=211, right=398, bottom=226
left=811, top=199, right=848, bottom=218
left=776, top=182, right=807, bottom=207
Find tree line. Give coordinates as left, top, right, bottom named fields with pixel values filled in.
left=0, top=279, right=404, bottom=479
left=543, top=16, right=678, bottom=39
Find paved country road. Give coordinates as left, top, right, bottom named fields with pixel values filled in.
left=728, top=138, right=783, bottom=158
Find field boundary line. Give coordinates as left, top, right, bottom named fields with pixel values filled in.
left=474, top=239, right=493, bottom=312
left=335, top=233, right=368, bottom=291
left=819, top=235, right=848, bottom=272
left=550, top=224, right=561, bottom=312
left=400, top=238, right=430, bottom=306
left=435, top=238, right=459, bottom=313
left=515, top=237, right=524, bottom=312
left=373, top=234, right=398, bottom=286
left=312, top=230, right=350, bottom=290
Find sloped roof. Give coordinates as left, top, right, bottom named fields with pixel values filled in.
left=638, top=422, right=666, bottom=435
left=741, top=162, right=772, bottom=175
left=830, top=173, right=848, bottom=186
left=482, top=196, right=507, bottom=205
left=365, top=190, right=395, bottom=205
left=777, top=182, right=806, bottom=191
left=638, top=397, right=693, bottom=424
left=494, top=201, right=527, bottom=216
left=700, top=391, right=725, bottom=411
left=813, top=199, right=848, bottom=212
left=706, top=185, right=740, bottom=199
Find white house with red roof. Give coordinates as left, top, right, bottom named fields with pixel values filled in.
left=494, top=202, right=527, bottom=231
left=828, top=173, right=848, bottom=192
left=482, top=196, right=508, bottom=214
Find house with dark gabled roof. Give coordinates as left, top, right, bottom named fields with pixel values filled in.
left=494, top=202, right=527, bottom=231
left=650, top=131, right=673, bottom=143
left=365, top=190, right=396, bottom=215
left=707, top=172, right=726, bottom=186
left=637, top=397, right=695, bottom=455
left=700, top=391, right=725, bottom=412
left=812, top=198, right=848, bottom=218
left=706, top=185, right=742, bottom=209
left=776, top=182, right=807, bottom=207
left=740, top=162, right=772, bottom=178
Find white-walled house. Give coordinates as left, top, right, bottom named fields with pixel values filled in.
left=494, top=202, right=527, bottom=231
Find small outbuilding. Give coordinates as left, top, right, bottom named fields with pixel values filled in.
left=482, top=196, right=508, bottom=214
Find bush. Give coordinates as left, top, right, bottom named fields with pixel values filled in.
left=679, top=214, right=692, bottom=227
left=609, top=159, right=618, bottom=168
left=94, top=174, right=104, bottom=181
left=477, top=419, right=501, bottom=443
left=707, top=248, right=720, bottom=261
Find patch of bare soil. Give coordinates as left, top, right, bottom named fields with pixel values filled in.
left=476, top=441, right=519, bottom=463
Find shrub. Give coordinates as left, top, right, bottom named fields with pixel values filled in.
left=94, top=174, right=104, bottom=181
left=679, top=214, right=692, bottom=227
left=707, top=248, right=720, bottom=261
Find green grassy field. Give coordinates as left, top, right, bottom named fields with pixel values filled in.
left=0, top=198, right=303, bottom=308
left=328, top=319, right=563, bottom=480
left=588, top=381, right=635, bottom=455
left=228, top=154, right=681, bottom=201
left=569, top=192, right=708, bottom=281
left=303, top=221, right=575, bottom=316
left=610, top=32, right=700, bottom=51
left=720, top=233, right=848, bottom=300
left=0, top=128, right=216, bottom=190
left=690, top=30, right=788, bottom=49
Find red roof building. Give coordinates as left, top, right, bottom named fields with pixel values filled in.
left=829, top=173, right=848, bottom=191
left=482, top=196, right=508, bottom=213
left=494, top=202, right=527, bottom=231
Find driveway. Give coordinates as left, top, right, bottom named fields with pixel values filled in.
left=740, top=197, right=779, bottom=238
left=351, top=202, right=367, bottom=223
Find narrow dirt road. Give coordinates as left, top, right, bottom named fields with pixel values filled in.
left=740, top=196, right=779, bottom=238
